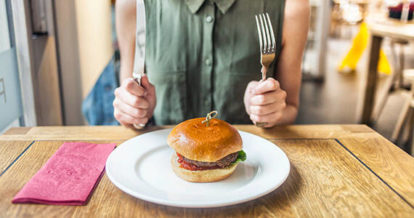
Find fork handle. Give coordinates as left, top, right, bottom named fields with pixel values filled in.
left=256, top=67, right=269, bottom=127
left=255, top=122, right=267, bottom=128
left=260, top=66, right=267, bottom=81
left=261, top=72, right=266, bottom=81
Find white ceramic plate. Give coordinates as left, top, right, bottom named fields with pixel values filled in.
left=106, top=129, right=290, bottom=208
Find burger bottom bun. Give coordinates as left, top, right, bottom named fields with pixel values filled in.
left=171, top=153, right=239, bottom=183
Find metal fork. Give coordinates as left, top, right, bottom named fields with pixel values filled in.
left=255, top=13, right=276, bottom=81
left=254, top=13, right=276, bottom=127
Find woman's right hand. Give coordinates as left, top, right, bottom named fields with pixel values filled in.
left=113, top=75, right=156, bottom=128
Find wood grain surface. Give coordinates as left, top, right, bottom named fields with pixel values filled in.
left=0, top=126, right=164, bottom=141
left=0, top=125, right=373, bottom=141
left=2, top=127, right=31, bottom=136
left=0, top=141, right=34, bottom=174
left=271, top=139, right=413, bottom=217
left=339, top=133, right=414, bottom=206
left=0, top=137, right=413, bottom=217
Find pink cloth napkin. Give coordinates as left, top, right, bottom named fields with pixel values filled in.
left=12, top=142, right=116, bottom=205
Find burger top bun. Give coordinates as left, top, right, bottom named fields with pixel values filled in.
left=167, top=118, right=242, bottom=162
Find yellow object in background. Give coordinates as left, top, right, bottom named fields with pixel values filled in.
left=338, top=22, right=391, bottom=75
left=378, top=49, right=391, bottom=75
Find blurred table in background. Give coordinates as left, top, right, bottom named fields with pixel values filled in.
left=358, top=16, right=414, bottom=125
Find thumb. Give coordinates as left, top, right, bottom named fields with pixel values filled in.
left=141, top=74, right=153, bottom=90
left=247, top=81, right=259, bottom=94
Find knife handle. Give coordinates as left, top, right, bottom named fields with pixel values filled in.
left=132, top=75, right=146, bottom=130
left=133, top=123, right=146, bottom=129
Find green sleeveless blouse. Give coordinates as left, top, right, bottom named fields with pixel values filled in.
left=143, top=0, right=285, bottom=124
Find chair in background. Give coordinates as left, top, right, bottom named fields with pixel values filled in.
left=372, top=39, right=410, bottom=122
left=391, top=69, right=414, bottom=155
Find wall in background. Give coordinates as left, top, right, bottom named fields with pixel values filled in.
left=55, top=0, right=113, bottom=125
left=54, top=0, right=82, bottom=125
left=26, top=0, right=63, bottom=126
left=0, top=0, right=10, bottom=53
left=75, top=0, right=113, bottom=98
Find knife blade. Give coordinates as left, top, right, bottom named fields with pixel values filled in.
left=132, top=1, right=147, bottom=130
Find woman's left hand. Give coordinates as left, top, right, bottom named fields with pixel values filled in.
left=243, top=77, right=287, bottom=128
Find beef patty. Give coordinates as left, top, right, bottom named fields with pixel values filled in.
left=182, top=152, right=238, bottom=168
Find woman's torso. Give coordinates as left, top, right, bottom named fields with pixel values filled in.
left=140, top=0, right=285, bottom=125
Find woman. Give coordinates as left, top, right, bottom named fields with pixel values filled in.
left=113, top=0, right=309, bottom=128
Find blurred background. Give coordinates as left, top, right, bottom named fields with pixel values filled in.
left=0, top=0, right=413, bottom=153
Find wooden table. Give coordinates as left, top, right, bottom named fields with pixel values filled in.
left=0, top=125, right=413, bottom=217
left=359, top=18, right=414, bottom=125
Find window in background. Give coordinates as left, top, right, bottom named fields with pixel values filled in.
left=0, top=0, right=23, bottom=133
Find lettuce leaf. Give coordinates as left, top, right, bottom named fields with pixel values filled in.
left=232, top=150, right=247, bottom=164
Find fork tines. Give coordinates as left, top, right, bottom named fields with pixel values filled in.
left=255, top=13, right=276, bottom=54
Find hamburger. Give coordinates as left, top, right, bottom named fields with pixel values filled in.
left=167, top=117, right=246, bottom=183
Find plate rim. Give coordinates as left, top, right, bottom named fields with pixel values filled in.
left=106, top=128, right=290, bottom=208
